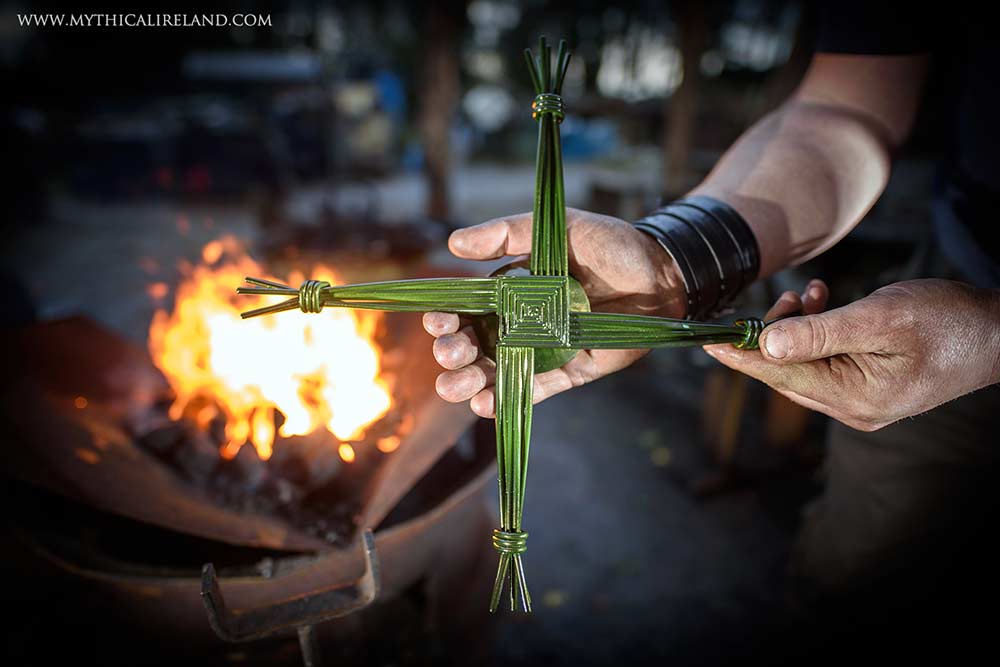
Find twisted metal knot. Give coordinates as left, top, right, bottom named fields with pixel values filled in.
left=298, top=280, right=330, bottom=314
left=531, top=93, right=564, bottom=123
left=733, top=317, right=764, bottom=350
left=492, top=529, right=528, bottom=555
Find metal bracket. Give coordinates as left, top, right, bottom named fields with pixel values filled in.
left=201, top=529, right=380, bottom=643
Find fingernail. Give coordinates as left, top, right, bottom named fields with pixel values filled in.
left=807, top=287, right=822, bottom=301
left=763, top=329, right=789, bottom=359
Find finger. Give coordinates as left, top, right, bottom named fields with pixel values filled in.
left=531, top=348, right=630, bottom=404
left=702, top=344, right=824, bottom=398
left=531, top=368, right=573, bottom=405
left=703, top=344, right=786, bottom=384
left=758, top=301, right=876, bottom=363
left=531, top=354, right=593, bottom=404
left=435, top=357, right=496, bottom=403
left=469, top=370, right=568, bottom=418
left=703, top=344, right=886, bottom=431
left=422, top=312, right=460, bottom=337
left=470, top=387, right=495, bottom=418
left=467, top=348, right=635, bottom=417
left=801, top=279, right=830, bottom=315
left=448, top=213, right=533, bottom=260
left=764, top=290, right=804, bottom=321
left=432, top=325, right=480, bottom=370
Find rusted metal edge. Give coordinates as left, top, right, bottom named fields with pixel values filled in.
left=200, top=530, right=380, bottom=642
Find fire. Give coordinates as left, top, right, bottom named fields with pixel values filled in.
left=149, top=236, right=392, bottom=460
left=338, top=443, right=356, bottom=463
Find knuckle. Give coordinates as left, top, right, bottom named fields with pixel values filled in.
left=470, top=390, right=495, bottom=416
left=458, top=325, right=481, bottom=351
left=467, top=361, right=490, bottom=387
left=870, top=285, right=918, bottom=329
left=563, top=355, right=599, bottom=387
left=431, top=337, right=453, bottom=363
left=435, top=365, right=485, bottom=402
left=825, top=356, right=847, bottom=384
left=815, top=317, right=835, bottom=356
left=433, top=335, right=473, bottom=369
left=798, top=316, right=830, bottom=357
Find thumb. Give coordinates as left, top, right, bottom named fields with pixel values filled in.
left=448, top=213, right=533, bottom=260
left=759, top=303, right=874, bottom=363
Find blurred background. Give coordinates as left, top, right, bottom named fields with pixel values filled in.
left=0, top=1, right=944, bottom=665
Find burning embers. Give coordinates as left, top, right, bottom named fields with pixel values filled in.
left=148, top=236, right=393, bottom=462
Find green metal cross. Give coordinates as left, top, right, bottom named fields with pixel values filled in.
left=238, top=38, right=764, bottom=613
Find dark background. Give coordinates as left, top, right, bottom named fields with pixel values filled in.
left=0, top=1, right=950, bottom=665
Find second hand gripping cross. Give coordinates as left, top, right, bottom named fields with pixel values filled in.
left=238, top=37, right=764, bottom=614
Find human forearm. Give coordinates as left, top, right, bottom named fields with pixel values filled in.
left=688, top=54, right=928, bottom=278
left=690, top=100, right=892, bottom=277
left=978, top=288, right=1000, bottom=387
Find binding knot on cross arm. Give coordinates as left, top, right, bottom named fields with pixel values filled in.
left=298, top=280, right=330, bottom=314
left=532, top=93, right=564, bottom=123
left=733, top=317, right=764, bottom=350
left=492, top=529, right=528, bottom=555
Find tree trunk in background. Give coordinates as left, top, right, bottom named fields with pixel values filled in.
left=663, top=3, right=707, bottom=199
left=418, top=3, right=461, bottom=221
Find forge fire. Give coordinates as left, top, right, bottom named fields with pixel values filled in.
left=7, top=2, right=999, bottom=665
left=149, top=237, right=393, bottom=461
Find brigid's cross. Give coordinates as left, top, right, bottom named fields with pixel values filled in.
left=238, top=38, right=764, bottom=613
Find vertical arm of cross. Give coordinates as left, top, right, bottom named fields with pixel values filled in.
left=526, top=38, right=571, bottom=279
left=489, top=345, right=535, bottom=613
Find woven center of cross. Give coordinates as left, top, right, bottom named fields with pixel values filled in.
left=237, top=38, right=764, bottom=614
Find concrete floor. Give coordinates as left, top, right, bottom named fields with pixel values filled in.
left=487, top=340, right=821, bottom=666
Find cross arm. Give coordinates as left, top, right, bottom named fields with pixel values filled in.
left=238, top=277, right=499, bottom=319
left=568, top=312, right=763, bottom=350
left=490, top=345, right=535, bottom=613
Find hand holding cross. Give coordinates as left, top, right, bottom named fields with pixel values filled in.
left=238, top=37, right=764, bottom=613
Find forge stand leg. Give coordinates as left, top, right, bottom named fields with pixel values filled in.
left=297, top=625, right=321, bottom=667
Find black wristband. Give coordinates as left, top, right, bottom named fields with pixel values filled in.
left=633, top=196, right=760, bottom=319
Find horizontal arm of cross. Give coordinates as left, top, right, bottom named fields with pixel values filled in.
left=238, top=277, right=500, bottom=318
left=567, top=312, right=762, bottom=350
left=238, top=275, right=762, bottom=350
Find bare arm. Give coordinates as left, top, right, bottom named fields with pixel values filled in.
left=691, top=54, right=929, bottom=277
left=425, top=54, right=934, bottom=415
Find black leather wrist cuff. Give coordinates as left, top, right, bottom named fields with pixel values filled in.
left=633, top=195, right=760, bottom=319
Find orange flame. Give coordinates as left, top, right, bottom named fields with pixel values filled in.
left=338, top=443, right=356, bottom=463
left=149, top=236, right=392, bottom=461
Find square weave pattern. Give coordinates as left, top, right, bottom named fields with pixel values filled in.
left=496, top=275, right=570, bottom=347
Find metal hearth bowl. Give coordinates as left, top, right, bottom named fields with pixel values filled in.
left=1, top=316, right=497, bottom=665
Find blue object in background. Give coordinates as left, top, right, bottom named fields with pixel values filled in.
left=559, top=116, right=619, bottom=160
left=374, top=69, right=406, bottom=123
